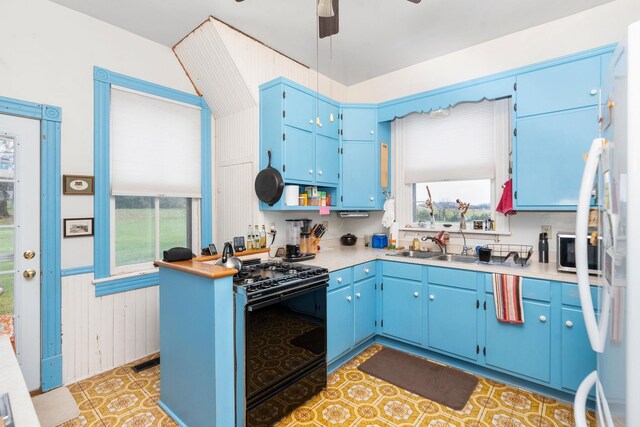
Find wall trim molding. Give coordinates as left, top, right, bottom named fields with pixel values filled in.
left=60, top=266, right=95, bottom=277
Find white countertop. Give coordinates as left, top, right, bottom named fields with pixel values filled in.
left=298, top=242, right=600, bottom=285
left=0, top=336, right=41, bottom=426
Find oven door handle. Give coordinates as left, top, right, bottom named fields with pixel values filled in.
left=247, top=281, right=329, bottom=311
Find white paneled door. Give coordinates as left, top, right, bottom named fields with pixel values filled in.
left=0, top=114, right=41, bottom=391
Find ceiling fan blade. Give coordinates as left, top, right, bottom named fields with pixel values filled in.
left=406, top=0, right=421, bottom=3
left=318, top=0, right=339, bottom=38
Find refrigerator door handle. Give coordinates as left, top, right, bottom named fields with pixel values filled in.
left=576, top=138, right=605, bottom=352
left=574, top=371, right=597, bottom=427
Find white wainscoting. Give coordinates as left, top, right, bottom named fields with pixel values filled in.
left=61, top=274, right=159, bottom=385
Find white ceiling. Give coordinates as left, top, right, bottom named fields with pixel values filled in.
left=50, top=0, right=612, bottom=85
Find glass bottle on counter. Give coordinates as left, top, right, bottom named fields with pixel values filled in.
left=260, top=225, right=267, bottom=248
left=247, top=225, right=253, bottom=250
left=254, top=225, right=260, bottom=249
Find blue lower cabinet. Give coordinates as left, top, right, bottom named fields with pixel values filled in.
left=354, top=277, right=377, bottom=345
left=561, top=307, right=596, bottom=394
left=427, top=284, right=479, bottom=361
left=381, top=277, right=422, bottom=344
left=485, top=300, right=551, bottom=383
left=327, top=286, right=354, bottom=362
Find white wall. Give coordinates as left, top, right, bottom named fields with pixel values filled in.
left=347, top=0, right=640, bottom=103
left=0, top=0, right=200, bottom=384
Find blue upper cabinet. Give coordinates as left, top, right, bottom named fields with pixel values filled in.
left=341, top=141, right=377, bottom=209
left=514, top=107, right=599, bottom=209
left=315, top=135, right=339, bottom=186
left=516, top=56, right=601, bottom=117
left=317, top=99, right=340, bottom=139
left=283, top=126, right=316, bottom=183
left=283, top=85, right=316, bottom=131
left=341, top=107, right=377, bottom=141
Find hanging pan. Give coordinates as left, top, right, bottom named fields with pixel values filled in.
left=255, top=150, right=285, bottom=206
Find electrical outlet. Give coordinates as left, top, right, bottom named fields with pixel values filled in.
left=268, top=223, right=276, bottom=232
left=322, top=221, right=329, bottom=230
left=541, top=225, right=552, bottom=238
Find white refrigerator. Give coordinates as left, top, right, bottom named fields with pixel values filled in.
left=573, top=20, right=640, bottom=427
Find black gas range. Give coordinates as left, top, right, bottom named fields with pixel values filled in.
left=233, top=261, right=329, bottom=305
left=233, top=261, right=329, bottom=426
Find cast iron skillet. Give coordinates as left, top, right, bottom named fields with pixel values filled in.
left=255, top=150, right=284, bottom=206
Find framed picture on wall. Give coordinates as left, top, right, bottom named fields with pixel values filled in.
left=63, top=175, right=94, bottom=195
left=63, top=218, right=94, bottom=238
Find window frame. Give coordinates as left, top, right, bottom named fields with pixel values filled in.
left=93, top=67, right=212, bottom=296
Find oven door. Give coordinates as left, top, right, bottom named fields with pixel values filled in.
left=245, top=281, right=327, bottom=406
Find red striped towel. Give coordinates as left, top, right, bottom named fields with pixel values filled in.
left=492, top=273, right=524, bottom=323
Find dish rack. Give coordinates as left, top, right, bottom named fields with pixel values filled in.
left=482, top=244, right=533, bottom=266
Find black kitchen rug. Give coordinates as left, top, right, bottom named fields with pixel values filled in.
left=358, top=347, right=478, bottom=410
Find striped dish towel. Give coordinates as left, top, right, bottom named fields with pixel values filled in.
left=492, top=273, right=524, bottom=323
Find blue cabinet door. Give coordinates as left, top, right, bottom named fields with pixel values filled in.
left=342, top=141, right=376, bottom=208
left=485, top=301, right=551, bottom=383
left=284, top=85, right=315, bottom=132
left=283, top=126, right=315, bottom=183
left=315, top=135, right=339, bottom=186
left=381, top=277, right=422, bottom=344
left=514, top=107, right=599, bottom=209
left=342, top=107, right=376, bottom=141
left=327, top=286, right=354, bottom=362
left=516, top=56, right=600, bottom=117
left=427, top=284, right=478, bottom=361
left=561, top=307, right=596, bottom=393
left=354, top=277, right=377, bottom=345
left=317, top=99, right=340, bottom=139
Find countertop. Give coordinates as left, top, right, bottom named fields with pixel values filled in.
left=298, top=243, right=600, bottom=285
left=0, top=336, right=41, bottom=426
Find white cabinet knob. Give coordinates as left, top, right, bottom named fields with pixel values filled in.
left=364, top=268, right=370, bottom=274
left=308, top=169, right=313, bottom=174
left=318, top=170, right=323, bottom=175
left=356, top=292, right=361, bottom=299
left=319, top=123, right=323, bottom=127
left=336, top=277, right=342, bottom=283
left=590, top=89, right=598, bottom=95
left=346, top=295, right=352, bottom=302
left=414, top=291, right=419, bottom=298
left=309, top=119, right=314, bottom=124
left=565, top=320, right=574, bottom=328
left=429, top=295, right=435, bottom=301
left=369, top=130, right=374, bottom=135
left=539, top=315, right=547, bottom=323
left=369, top=196, right=374, bottom=201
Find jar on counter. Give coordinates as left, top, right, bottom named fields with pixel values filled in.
left=300, top=233, right=309, bottom=254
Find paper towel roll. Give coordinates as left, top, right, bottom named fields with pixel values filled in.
left=285, top=185, right=299, bottom=206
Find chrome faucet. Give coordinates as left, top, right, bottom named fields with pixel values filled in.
left=421, top=236, right=446, bottom=254
left=459, top=229, right=471, bottom=256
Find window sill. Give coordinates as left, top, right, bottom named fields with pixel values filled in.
left=92, top=269, right=159, bottom=297
left=400, top=226, right=511, bottom=236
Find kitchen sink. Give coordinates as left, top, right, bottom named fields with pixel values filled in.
left=387, top=251, right=441, bottom=259
left=432, top=254, right=478, bottom=263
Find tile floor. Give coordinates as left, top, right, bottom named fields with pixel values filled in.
left=65, top=345, right=595, bottom=426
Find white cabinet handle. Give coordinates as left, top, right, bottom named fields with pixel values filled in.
left=364, top=268, right=370, bottom=274
left=346, top=295, right=352, bottom=302
left=539, top=315, right=547, bottom=323
left=369, top=196, right=374, bottom=201
left=355, top=292, right=361, bottom=299
left=308, top=169, right=313, bottom=174
left=566, top=320, right=574, bottom=328
left=590, top=89, right=598, bottom=95
left=336, top=277, right=342, bottom=283
left=369, top=130, right=374, bottom=135
left=318, top=170, right=323, bottom=175
left=429, top=294, right=435, bottom=301
left=414, top=291, right=419, bottom=298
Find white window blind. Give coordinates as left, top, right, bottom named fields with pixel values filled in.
left=110, top=87, right=202, bottom=197
left=403, top=100, right=496, bottom=183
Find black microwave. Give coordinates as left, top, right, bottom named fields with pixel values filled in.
left=556, top=232, right=601, bottom=275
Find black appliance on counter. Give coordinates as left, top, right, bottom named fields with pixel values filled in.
left=233, top=261, right=329, bottom=427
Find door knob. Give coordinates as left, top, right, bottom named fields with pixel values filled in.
left=355, top=292, right=361, bottom=299
left=414, top=292, right=419, bottom=298
left=346, top=295, right=352, bottom=302
left=539, top=315, right=547, bottom=323
left=565, top=321, right=574, bottom=328
left=23, top=250, right=36, bottom=259
left=429, top=295, right=435, bottom=301
left=23, top=269, right=37, bottom=279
